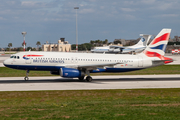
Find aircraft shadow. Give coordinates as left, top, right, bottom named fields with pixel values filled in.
left=0, top=77, right=180, bottom=84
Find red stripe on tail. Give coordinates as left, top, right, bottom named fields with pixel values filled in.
left=144, top=51, right=173, bottom=64
left=150, top=33, right=170, bottom=45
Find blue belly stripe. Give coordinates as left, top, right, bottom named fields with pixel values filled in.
left=5, top=65, right=143, bottom=73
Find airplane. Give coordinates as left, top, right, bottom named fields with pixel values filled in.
left=91, top=34, right=152, bottom=54
left=3, top=29, right=173, bottom=82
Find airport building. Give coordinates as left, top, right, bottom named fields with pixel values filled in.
left=42, top=38, right=71, bottom=52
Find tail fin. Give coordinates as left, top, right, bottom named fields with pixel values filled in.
left=133, top=34, right=151, bottom=47
left=142, top=29, right=172, bottom=63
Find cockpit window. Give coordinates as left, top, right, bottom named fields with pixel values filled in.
left=10, top=56, right=20, bottom=59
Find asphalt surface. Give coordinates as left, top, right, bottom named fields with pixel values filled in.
left=0, top=75, right=180, bottom=91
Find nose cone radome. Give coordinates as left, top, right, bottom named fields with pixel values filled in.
left=3, top=59, right=11, bottom=67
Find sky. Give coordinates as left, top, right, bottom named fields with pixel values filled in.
left=0, top=0, right=180, bottom=48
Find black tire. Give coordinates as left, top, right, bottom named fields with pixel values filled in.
left=24, top=77, right=29, bottom=81
left=86, top=76, right=92, bottom=82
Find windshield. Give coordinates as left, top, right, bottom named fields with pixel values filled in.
left=10, top=56, right=20, bottom=59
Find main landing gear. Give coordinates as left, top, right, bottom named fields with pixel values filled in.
left=78, top=76, right=92, bottom=82
left=24, top=70, right=29, bottom=81
left=86, top=76, right=92, bottom=82
left=78, top=71, right=93, bottom=82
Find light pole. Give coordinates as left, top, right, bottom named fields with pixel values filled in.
left=74, top=7, right=79, bottom=52
left=22, top=32, right=27, bottom=51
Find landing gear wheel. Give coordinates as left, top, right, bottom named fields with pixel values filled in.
left=86, top=76, right=92, bottom=82
left=78, top=76, right=84, bottom=81
left=24, top=77, right=29, bottom=81
left=24, top=70, right=30, bottom=81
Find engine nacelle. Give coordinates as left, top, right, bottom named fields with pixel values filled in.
left=60, top=68, right=84, bottom=78
left=50, top=71, right=60, bottom=75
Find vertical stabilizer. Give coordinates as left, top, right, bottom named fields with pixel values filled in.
left=133, top=34, right=151, bottom=47
left=142, top=29, right=172, bottom=63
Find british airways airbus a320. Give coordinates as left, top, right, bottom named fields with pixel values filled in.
left=3, top=29, right=173, bottom=82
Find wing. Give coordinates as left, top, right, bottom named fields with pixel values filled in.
left=59, top=62, right=124, bottom=71
left=109, top=45, right=125, bottom=49
left=121, top=47, right=146, bottom=53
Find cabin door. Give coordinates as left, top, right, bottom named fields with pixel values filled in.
left=138, top=57, right=143, bottom=67
left=25, top=54, right=32, bottom=64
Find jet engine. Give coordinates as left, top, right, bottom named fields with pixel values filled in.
left=60, top=68, right=84, bottom=78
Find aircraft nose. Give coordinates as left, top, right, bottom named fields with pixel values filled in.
left=3, top=59, right=11, bottom=67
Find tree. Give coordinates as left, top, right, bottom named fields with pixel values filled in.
left=95, top=39, right=101, bottom=46
left=36, top=41, right=41, bottom=51
left=16, top=47, right=24, bottom=51
left=32, top=48, right=37, bottom=51
left=114, top=40, right=121, bottom=44
left=71, top=44, right=76, bottom=50
left=38, top=47, right=42, bottom=51
left=8, top=43, right=12, bottom=51
left=90, top=40, right=95, bottom=45
left=103, top=39, right=108, bottom=44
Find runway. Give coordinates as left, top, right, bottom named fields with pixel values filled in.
left=0, top=75, right=180, bottom=91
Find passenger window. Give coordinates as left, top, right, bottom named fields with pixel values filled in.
left=10, top=56, right=14, bottom=58
left=14, top=56, right=16, bottom=59
left=17, top=56, right=19, bottom=59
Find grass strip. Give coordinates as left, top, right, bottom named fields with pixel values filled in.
left=0, top=89, right=180, bottom=119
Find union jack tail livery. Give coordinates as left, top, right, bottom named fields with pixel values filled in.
left=142, top=29, right=172, bottom=64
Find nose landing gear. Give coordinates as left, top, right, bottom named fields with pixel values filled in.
left=24, top=70, right=29, bottom=81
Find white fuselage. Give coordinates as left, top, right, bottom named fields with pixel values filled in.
left=3, top=51, right=157, bottom=73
